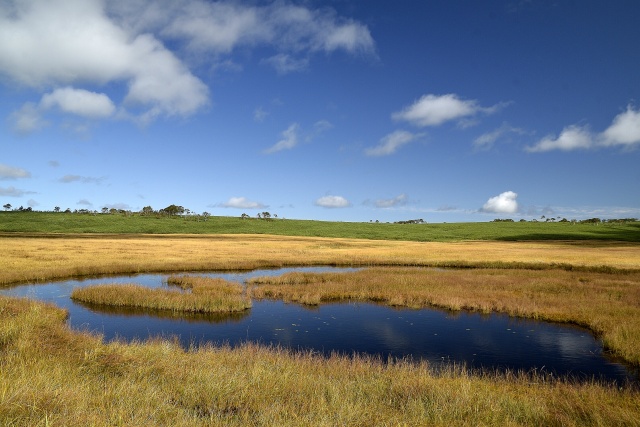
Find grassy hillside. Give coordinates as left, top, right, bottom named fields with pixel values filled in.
left=1, top=211, right=639, bottom=241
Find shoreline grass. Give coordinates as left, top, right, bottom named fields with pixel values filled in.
left=71, top=276, right=251, bottom=314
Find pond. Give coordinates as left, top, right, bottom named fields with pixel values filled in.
left=1, top=267, right=636, bottom=385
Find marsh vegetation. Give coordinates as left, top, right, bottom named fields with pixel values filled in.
left=1, top=226, right=640, bottom=425
left=71, top=276, right=251, bottom=314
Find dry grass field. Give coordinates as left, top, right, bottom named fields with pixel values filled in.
left=2, top=233, right=640, bottom=425
left=2, top=234, right=639, bottom=285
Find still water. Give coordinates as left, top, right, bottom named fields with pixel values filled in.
left=1, top=267, right=636, bottom=384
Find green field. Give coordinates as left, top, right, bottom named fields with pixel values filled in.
left=1, top=211, right=639, bottom=241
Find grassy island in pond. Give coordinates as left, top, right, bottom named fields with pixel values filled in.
left=71, top=276, right=251, bottom=313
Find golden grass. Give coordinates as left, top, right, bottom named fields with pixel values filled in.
left=1, top=234, right=639, bottom=285
left=2, top=234, right=640, bottom=425
left=249, top=267, right=640, bottom=365
left=71, top=276, right=251, bottom=314
left=2, top=296, right=639, bottom=426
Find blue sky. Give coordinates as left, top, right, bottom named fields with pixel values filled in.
left=1, top=0, right=639, bottom=222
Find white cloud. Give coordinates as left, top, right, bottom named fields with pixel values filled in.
left=392, top=94, right=485, bottom=127
left=0, top=164, right=31, bottom=180
left=365, top=130, right=422, bottom=156
left=265, top=123, right=300, bottom=154
left=40, top=87, right=115, bottom=118
left=525, top=125, right=593, bottom=153
left=103, top=203, right=131, bottom=211
left=220, top=197, right=267, bottom=209
left=262, top=53, right=309, bottom=74
left=58, top=175, right=105, bottom=184
left=109, top=0, right=375, bottom=72
left=0, top=0, right=208, bottom=125
left=1, top=0, right=374, bottom=128
left=525, top=106, right=640, bottom=153
left=0, top=186, right=35, bottom=197
left=480, top=191, right=519, bottom=214
left=600, top=106, right=640, bottom=147
left=374, top=194, right=408, bottom=208
left=473, top=123, right=526, bottom=150
left=253, top=106, right=268, bottom=122
left=315, top=195, right=351, bottom=208
left=9, top=102, right=48, bottom=134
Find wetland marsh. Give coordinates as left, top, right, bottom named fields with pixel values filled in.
left=1, top=228, right=640, bottom=425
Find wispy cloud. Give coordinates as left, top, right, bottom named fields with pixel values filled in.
left=218, top=197, right=267, bottom=209
left=265, top=123, right=300, bottom=154
left=370, top=194, right=408, bottom=208
left=315, top=195, right=351, bottom=208
left=473, top=123, right=526, bottom=150
left=392, top=94, right=500, bottom=128
left=365, top=130, right=423, bottom=156
left=0, top=186, right=36, bottom=197
left=58, top=175, right=106, bottom=184
left=0, top=164, right=31, bottom=180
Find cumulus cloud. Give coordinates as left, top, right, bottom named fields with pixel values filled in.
left=219, top=197, right=267, bottom=209
left=600, top=106, right=640, bottom=147
left=525, top=106, right=640, bottom=153
left=1, top=0, right=375, bottom=129
left=373, top=194, right=408, bottom=208
left=480, top=191, right=519, bottom=214
left=0, top=164, right=31, bottom=180
left=315, top=195, right=350, bottom=208
left=40, top=87, right=116, bottom=118
left=265, top=123, right=300, bottom=154
left=0, top=0, right=207, bottom=125
left=392, top=94, right=493, bottom=127
left=525, top=125, right=593, bottom=153
left=365, top=130, right=422, bottom=156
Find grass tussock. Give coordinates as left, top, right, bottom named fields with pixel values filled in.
left=71, top=276, right=251, bottom=314
left=249, top=267, right=640, bottom=366
left=1, top=295, right=639, bottom=426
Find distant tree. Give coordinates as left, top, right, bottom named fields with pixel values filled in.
left=161, top=204, right=185, bottom=216
left=241, top=213, right=250, bottom=219
left=262, top=211, right=271, bottom=220
left=257, top=213, right=262, bottom=219
left=101, top=207, right=109, bottom=214
left=64, top=208, right=71, bottom=213
left=141, top=206, right=154, bottom=216
left=3, top=203, right=11, bottom=211
left=201, top=211, right=210, bottom=221
left=54, top=206, right=60, bottom=212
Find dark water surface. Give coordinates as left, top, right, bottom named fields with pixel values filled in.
left=1, top=267, right=637, bottom=385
